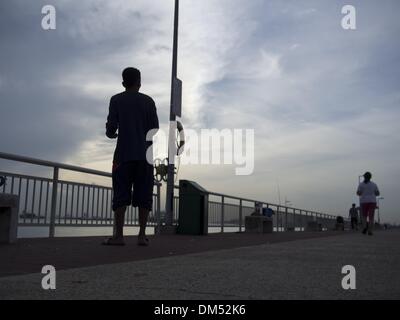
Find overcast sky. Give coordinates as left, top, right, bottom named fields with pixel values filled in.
left=1, top=0, right=399, bottom=223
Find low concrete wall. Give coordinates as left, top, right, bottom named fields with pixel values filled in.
left=306, top=221, right=322, bottom=232
left=0, top=194, right=19, bottom=244
left=334, top=223, right=345, bottom=231
left=245, top=216, right=273, bottom=234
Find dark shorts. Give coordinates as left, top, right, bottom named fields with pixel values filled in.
left=112, top=161, right=154, bottom=211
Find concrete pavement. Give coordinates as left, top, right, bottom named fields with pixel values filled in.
left=0, top=231, right=346, bottom=277
left=0, top=230, right=399, bottom=299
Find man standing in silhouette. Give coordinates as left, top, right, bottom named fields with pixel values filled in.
left=104, top=67, right=159, bottom=246
left=349, top=203, right=359, bottom=231
left=357, top=172, right=380, bottom=236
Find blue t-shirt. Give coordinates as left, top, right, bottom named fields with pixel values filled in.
left=262, top=208, right=274, bottom=218
left=106, top=91, right=159, bottom=163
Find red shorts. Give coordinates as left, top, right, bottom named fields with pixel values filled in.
left=361, top=203, right=376, bottom=220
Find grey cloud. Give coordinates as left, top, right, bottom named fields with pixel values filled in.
left=1, top=0, right=399, bottom=223
left=0, top=0, right=171, bottom=168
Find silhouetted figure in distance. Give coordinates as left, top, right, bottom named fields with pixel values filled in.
left=104, top=67, right=159, bottom=246
left=349, top=203, right=359, bottom=231
left=357, top=172, right=380, bottom=236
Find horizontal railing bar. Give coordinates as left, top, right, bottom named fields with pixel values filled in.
left=207, top=193, right=334, bottom=219
left=57, top=180, right=111, bottom=189
left=175, top=184, right=340, bottom=220
left=0, top=173, right=156, bottom=194
left=207, top=202, right=338, bottom=219
left=3, top=152, right=346, bottom=234
left=1, top=152, right=164, bottom=235
left=209, top=192, right=330, bottom=217
left=17, top=223, right=151, bottom=227
left=0, top=171, right=54, bottom=183
left=208, top=200, right=253, bottom=208
left=0, top=154, right=161, bottom=186
left=0, top=152, right=112, bottom=177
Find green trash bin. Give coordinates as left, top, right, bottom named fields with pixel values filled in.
left=178, top=180, right=209, bottom=235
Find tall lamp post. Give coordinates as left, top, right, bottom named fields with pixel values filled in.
left=165, top=0, right=180, bottom=227
left=377, top=197, right=384, bottom=225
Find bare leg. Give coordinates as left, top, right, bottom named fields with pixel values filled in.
left=138, top=207, right=149, bottom=245
left=368, top=211, right=375, bottom=234
left=362, top=214, right=368, bottom=233
left=102, top=206, right=126, bottom=246
left=115, top=206, right=127, bottom=239
left=360, top=204, right=368, bottom=234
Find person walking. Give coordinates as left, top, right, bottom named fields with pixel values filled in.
left=104, top=67, right=159, bottom=246
left=349, top=203, right=359, bottom=231
left=357, top=172, right=380, bottom=236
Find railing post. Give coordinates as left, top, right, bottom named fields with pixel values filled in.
left=156, top=183, right=161, bottom=234
left=299, top=210, right=308, bottom=231
left=285, top=207, right=288, bottom=231
left=293, top=209, right=296, bottom=231
left=301, top=210, right=304, bottom=231
left=276, top=206, right=280, bottom=232
left=49, top=166, right=59, bottom=238
left=300, top=210, right=303, bottom=231
left=221, top=196, right=225, bottom=233
left=113, top=216, right=116, bottom=238
left=239, top=199, right=243, bottom=233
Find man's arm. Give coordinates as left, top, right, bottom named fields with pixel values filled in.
left=149, top=99, right=159, bottom=131
left=375, top=185, right=380, bottom=196
left=357, top=184, right=362, bottom=196
left=106, top=97, right=118, bottom=139
left=146, top=99, right=159, bottom=139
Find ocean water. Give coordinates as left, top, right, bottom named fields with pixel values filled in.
left=17, top=226, right=244, bottom=238
left=17, top=226, right=152, bottom=238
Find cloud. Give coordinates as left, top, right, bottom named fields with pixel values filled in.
left=1, top=0, right=399, bottom=223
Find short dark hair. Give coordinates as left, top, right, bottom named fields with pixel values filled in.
left=364, top=172, right=372, bottom=180
left=122, top=67, right=141, bottom=88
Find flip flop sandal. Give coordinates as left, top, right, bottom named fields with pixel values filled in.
left=102, top=237, right=126, bottom=246
left=137, top=238, right=149, bottom=246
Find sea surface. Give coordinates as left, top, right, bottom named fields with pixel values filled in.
left=17, top=226, right=245, bottom=238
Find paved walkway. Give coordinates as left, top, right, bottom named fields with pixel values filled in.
left=0, top=230, right=399, bottom=299
left=0, top=231, right=345, bottom=277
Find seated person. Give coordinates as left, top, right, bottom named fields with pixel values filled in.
left=262, top=207, right=275, bottom=218
left=336, top=216, right=345, bottom=231
left=251, top=202, right=263, bottom=216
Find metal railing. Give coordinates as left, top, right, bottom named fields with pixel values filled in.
left=1, top=152, right=349, bottom=237
left=0, top=152, right=161, bottom=237
left=173, top=186, right=349, bottom=233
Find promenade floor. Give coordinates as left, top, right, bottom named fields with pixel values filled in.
left=1, top=230, right=399, bottom=299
